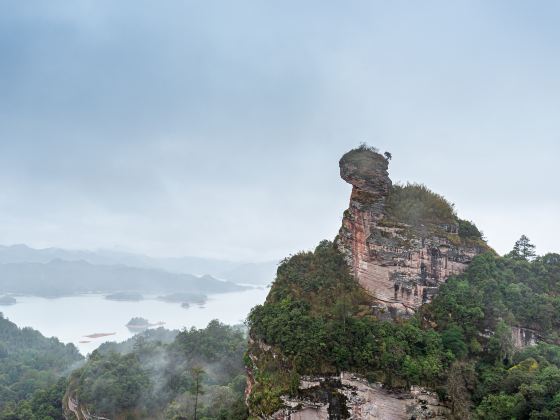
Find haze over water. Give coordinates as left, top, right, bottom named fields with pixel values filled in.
left=1, top=288, right=268, bottom=354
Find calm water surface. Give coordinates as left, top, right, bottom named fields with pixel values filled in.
left=1, top=287, right=269, bottom=354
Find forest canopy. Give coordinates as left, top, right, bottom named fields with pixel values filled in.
left=248, top=238, right=560, bottom=419
left=0, top=314, right=83, bottom=419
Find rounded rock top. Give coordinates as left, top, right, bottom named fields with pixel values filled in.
left=339, top=148, right=391, bottom=195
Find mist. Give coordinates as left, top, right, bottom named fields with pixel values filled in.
left=0, top=1, right=559, bottom=261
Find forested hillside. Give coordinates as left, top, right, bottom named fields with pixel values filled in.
left=247, top=238, right=560, bottom=419
left=1, top=181, right=559, bottom=419
left=2, top=236, right=560, bottom=418
left=65, top=320, right=248, bottom=419
left=0, top=314, right=83, bottom=419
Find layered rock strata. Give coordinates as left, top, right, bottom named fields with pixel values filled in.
left=336, top=148, right=486, bottom=317
left=271, top=373, right=448, bottom=420
left=246, top=148, right=491, bottom=419
left=511, top=326, right=541, bottom=348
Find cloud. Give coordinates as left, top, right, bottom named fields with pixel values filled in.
left=0, top=1, right=559, bottom=259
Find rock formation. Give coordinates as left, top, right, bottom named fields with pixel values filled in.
left=511, top=326, right=541, bottom=349
left=270, top=373, right=448, bottom=420
left=246, top=147, right=494, bottom=419
left=336, top=147, right=489, bottom=317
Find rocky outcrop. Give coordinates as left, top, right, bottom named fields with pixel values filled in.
left=336, top=148, right=488, bottom=317
left=63, top=392, right=109, bottom=420
left=511, top=326, right=541, bottom=349
left=246, top=322, right=450, bottom=419
left=271, top=373, right=448, bottom=420
left=246, top=148, right=492, bottom=419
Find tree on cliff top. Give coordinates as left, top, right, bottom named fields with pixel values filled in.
left=509, top=235, right=537, bottom=260
left=356, top=142, right=378, bottom=153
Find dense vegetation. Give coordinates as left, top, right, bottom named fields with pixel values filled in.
left=383, top=183, right=486, bottom=247
left=247, top=241, right=451, bottom=414
left=0, top=314, right=83, bottom=419
left=248, top=238, right=560, bottom=419
left=423, top=243, right=560, bottom=419
left=1, top=229, right=558, bottom=419
left=69, top=320, right=248, bottom=419
left=385, top=183, right=458, bottom=226
left=0, top=378, right=70, bottom=420
left=426, top=250, right=560, bottom=345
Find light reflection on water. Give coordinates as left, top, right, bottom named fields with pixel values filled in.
left=0, top=287, right=269, bottom=355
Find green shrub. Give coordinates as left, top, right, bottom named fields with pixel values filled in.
left=385, top=183, right=457, bottom=226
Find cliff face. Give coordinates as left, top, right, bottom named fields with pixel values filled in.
left=269, top=373, right=448, bottom=420
left=336, top=148, right=489, bottom=317
left=247, top=335, right=448, bottom=420
left=246, top=148, right=493, bottom=419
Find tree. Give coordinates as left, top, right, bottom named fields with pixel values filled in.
left=357, top=142, right=378, bottom=153
left=442, top=325, right=468, bottom=359
left=446, top=362, right=475, bottom=419
left=458, top=219, right=483, bottom=240
left=190, top=366, right=205, bottom=420
left=384, top=151, right=392, bottom=161
left=476, top=393, right=524, bottom=419
left=489, top=321, right=514, bottom=364
left=511, top=235, right=537, bottom=260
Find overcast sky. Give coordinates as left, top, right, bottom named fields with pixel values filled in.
left=0, top=1, right=559, bottom=261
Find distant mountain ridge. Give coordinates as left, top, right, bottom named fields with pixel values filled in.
left=0, top=244, right=277, bottom=285
left=0, top=259, right=245, bottom=297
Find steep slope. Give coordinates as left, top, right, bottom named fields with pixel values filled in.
left=336, top=146, right=491, bottom=318
left=0, top=314, right=83, bottom=418
left=246, top=241, right=451, bottom=418
left=246, top=147, right=560, bottom=419
left=62, top=321, right=248, bottom=420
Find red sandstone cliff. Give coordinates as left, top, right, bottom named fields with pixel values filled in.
left=336, top=147, right=490, bottom=317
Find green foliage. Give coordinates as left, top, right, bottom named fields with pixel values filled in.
left=458, top=219, right=484, bottom=240
left=247, top=241, right=451, bottom=414
left=506, top=346, right=560, bottom=416
left=384, top=183, right=457, bottom=226
left=70, top=320, right=248, bottom=419
left=476, top=393, right=525, bottom=419
left=426, top=252, right=560, bottom=340
left=74, top=351, right=151, bottom=415
left=250, top=237, right=560, bottom=418
left=1, top=232, right=558, bottom=419
left=0, top=378, right=68, bottom=420
left=509, top=234, right=537, bottom=261
left=355, top=142, right=379, bottom=153
left=422, top=248, right=560, bottom=417
left=473, top=350, right=560, bottom=419
left=0, top=313, right=83, bottom=416
left=441, top=325, right=468, bottom=359
left=97, top=326, right=179, bottom=354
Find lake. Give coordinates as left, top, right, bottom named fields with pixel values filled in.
left=0, top=287, right=269, bottom=354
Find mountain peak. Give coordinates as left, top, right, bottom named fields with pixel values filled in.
left=339, top=146, right=391, bottom=196
left=337, top=148, right=489, bottom=318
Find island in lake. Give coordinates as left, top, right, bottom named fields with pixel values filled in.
left=83, top=332, right=116, bottom=339
left=126, top=317, right=165, bottom=331
left=0, top=295, right=16, bottom=306
left=105, top=292, right=144, bottom=301
left=157, top=292, right=207, bottom=306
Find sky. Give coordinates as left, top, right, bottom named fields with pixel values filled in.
left=0, top=1, right=559, bottom=261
